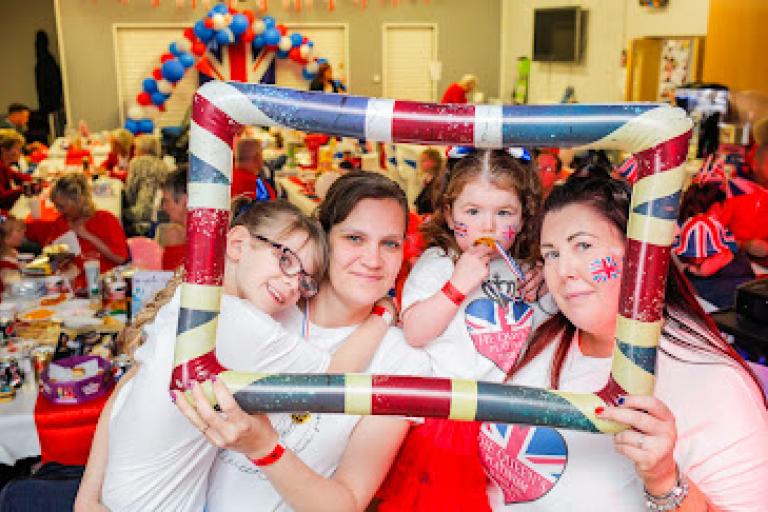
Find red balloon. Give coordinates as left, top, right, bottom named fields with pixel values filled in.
left=241, top=28, right=255, bottom=43
left=204, top=17, right=214, bottom=29
left=183, top=27, right=195, bottom=41
left=192, top=41, right=207, bottom=56
left=158, top=104, right=167, bottom=112
left=277, top=24, right=287, bottom=36
left=299, top=57, right=308, bottom=65
left=152, top=67, right=163, bottom=80
left=228, top=6, right=237, bottom=14
left=243, top=10, right=255, bottom=23
left=288, top=47, right=301, bottom=62
left=136, top=92, right=152, bottom=106
left=302, top=36, right=308, bottom=44
left=160, top=53, right=174, bottom=63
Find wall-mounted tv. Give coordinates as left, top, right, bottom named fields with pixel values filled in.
left=532, top=7, right=587, bottom=63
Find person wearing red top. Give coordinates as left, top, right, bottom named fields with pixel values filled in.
left=440, top=74, right=477, bottom=104
left=231, top=137, right=276, bottom=199
left=99, top=128, right=134, bottom=181
left=0, top=129, right=32, bottom=210
left=45, top=174, right=128, bottom=282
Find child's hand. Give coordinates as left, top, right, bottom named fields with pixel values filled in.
left=452, top=244, right=492, bottom=294
left=521, top=261, right=546, bottom=302
left=375, top=296, right=399, bottom=325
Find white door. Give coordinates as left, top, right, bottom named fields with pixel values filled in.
left=276, top=24, right=349, bottom=90
left=383, top=24, right=437, bottom=101
left=113, top=24, right=197, bottom=127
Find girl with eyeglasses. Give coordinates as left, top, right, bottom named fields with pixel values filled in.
left=76, top=200, right=399, bottom=512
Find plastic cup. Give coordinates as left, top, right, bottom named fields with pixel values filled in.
left=83, top=256, right=101, bottom=298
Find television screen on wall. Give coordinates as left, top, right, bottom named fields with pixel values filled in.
left=532, top=7, right=585, bottom=63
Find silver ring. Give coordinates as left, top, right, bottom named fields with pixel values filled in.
left=636, top=435, right=645, bottom=449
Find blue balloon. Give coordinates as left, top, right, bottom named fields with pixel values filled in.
left=161, top=60, right=185, bottom=83
left=317, top=57, right=328, bottom=65
left=151, top=92, right=167, bottom=106
left=178, top=53, right=195, bottom=68
left=307, top=41, right=314, bottom=48
left=194, top=20, right=214, bottom=43
left=138, top=119, right=155, bottom=134
left=276, top=49, right=289, bottom=59
left=263, top=27, right=280, bottom=46
left=262, top=16, right=276, bottom=29
left=252, top=35, right=265, bottom=49
left=290, top=33, right=303, bottom=47
left=142, top=78, right=158, bottom=94
left=215, top=29, right=234, bottom=45
left=124, top=118, right=139, bottom=134
left=169, top=41, right=182, bottom=57
left=230, top=14, right=249, bottom=36
left=302, top=69, right=316, bottom=81
left=210, top=3, right=228, bottom=15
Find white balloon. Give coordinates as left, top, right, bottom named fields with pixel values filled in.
left=305, top=61, right=319, bottom=74
left=278, top=36, right=292, bottom=52
left=128, top=106, right=144, bottom=120
left=157, top=79, right=174, bottom=94
left=252, top=20, right=265, bottom=35
left=176, top=38, right=192, bottom=53
left=212, top=14, right=227, bottom=31
left=299, top=44, right=310, bottom=59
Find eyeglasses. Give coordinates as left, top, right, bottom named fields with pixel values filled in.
left=252, top=234, right=318, bottom=298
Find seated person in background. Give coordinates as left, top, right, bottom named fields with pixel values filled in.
left=413, top=148, right=443, bottom=215
left=157, top=166, right=187, bottom=271
left=44, top=174, right=128, bottom=284
left=0, top=103, right=45, bottom=152
left=0, top=129, right=32, bottom=210
left=231, top=137, right=276, bottom=200
left=674, top=182, right=755, bottom=309
left=0, top=214, right=25, bottom=294
left=99, top=128, right=134, bottom=180
left=124, top=134, right=169, bottom=237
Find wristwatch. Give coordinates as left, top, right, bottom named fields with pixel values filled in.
left=644, top=465, right=689, bottom=512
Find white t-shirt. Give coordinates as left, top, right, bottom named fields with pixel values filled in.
left=206, top=305, right=432, bottom=512
left=402, top=246, right=556, bottom=381
left=482, top=328, right=768, bottom=512
left=101, top=291, right=332, bottom=512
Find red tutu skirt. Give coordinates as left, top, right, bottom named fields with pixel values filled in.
left=375, top=418, right=491, bottom=512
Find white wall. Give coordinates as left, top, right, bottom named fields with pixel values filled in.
left=499, top=0, right=710, bottom=104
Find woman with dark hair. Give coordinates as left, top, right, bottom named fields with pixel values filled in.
left=480, top=175, right=768, bottom=511
left=178, top=171, right=431, bottom=511
left=309, top=63, right=344, bottom=94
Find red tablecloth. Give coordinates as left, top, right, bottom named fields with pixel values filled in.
left=34, top=387, right=113, bottom=466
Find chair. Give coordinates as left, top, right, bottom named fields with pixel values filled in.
left=127, top=237, right=163, bottom=270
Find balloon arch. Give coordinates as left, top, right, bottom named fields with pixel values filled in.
left=124, top=4, right=328, bottom=134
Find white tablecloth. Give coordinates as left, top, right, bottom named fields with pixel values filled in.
left=0, top=379, right=40, bottom=465
left=46, top=138, right=110, bottom=162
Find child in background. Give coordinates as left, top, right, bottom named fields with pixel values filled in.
left=75, top=200, right=398, bottom=512
left=413, top=148, right=444, bottom=215
left=377, top=149, right=555, bottom=511
left=0, top=214, right=25, bottom=293
left=100, top=128, right=133, bottom=180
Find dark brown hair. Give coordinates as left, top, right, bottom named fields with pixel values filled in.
left=678, top=182, right=725, bottom=222
left=421, top=149, right=542, bottom=263
left=316, top=170, right=408, bottom=236
left=513, top=174, right=765, bottom=406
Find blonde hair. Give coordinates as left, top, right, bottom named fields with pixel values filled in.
left=121, top=200, right=329, bottom=356
left=134, top=134, right=161, bottom=157
left=0, top=129, right=24, bottom=152
left=51, top=173, right=96, bottom=218
left=422, top=149, right=542, bottom=263
left=0, top=214, right=23, bottom=255
left=459, top=74, right=478, bottom=89
left=110, top=128, right=134, bottom=157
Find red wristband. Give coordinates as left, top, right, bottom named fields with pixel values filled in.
left=371, top=304, right=394, bottom=326
left=441, top=281, right=466, bottom=306
left=250, top=442, right=286, bottom=467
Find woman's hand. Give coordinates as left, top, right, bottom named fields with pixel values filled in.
left=451, top=244, right=492, bottom=294
left=173, top=379, right=280, bottom=460
left=598, top=395, right=679, bottom=497
left=521, top=261, right=546, bottom=302
left=374, top=296, right=398, bottom=325
left=70, top=218, right=92, bottom=240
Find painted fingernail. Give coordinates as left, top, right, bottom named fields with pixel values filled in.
left=169, top=391, right=176, bottom=403
left=594, top=406, right=605, bottom=415
left=617, top=396, right=625, bottom=406
left=211, top=375, right=217, bottom=383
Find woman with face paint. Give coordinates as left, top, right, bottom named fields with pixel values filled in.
left=376, top=149, right=556, bottom=511
left=479, top=174, right=768, bottom=511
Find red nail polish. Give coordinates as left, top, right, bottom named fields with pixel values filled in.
left=211, top=375, right=217, bottom=383
left=169, top=391, right=176, bottom=403
left=595, top=406, right=605, bottom=415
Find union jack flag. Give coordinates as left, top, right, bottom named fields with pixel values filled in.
left=479, top=423, right=567, bottom=504
left=673, top=214, right=737, bottom=259
left=465, top=298, right=533, bottom=372
left=616, top=156, right=638, bottom=184
left=197, top=40, right=276, bottom=85
left=589, top=256, right=620, bottom=283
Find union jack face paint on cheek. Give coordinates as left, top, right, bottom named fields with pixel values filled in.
left=589, top=256, right=621, bottom=283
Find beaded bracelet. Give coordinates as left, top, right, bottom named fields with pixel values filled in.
left=644, top=465, right=688, bottom=512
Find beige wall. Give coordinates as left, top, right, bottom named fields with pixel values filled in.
left=56, top=0, right=502, bottom=131
left=499, top=0, right=709, bottom=104
left=0, top=0, right=60, bottom=113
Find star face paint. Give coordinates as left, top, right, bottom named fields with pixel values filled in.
left=589, top=256, right=621, bottom=283
left=502, top=224, right=517, bottom=244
